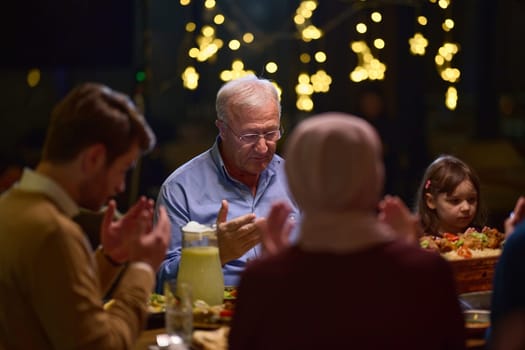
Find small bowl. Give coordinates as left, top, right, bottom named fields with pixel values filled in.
left=464, top=309, right=490, bottom=328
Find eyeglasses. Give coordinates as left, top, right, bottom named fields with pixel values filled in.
left=223, top=122, right=283, bottom=144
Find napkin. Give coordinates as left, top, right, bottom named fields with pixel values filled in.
left=192, top=326, right=229, bottom=350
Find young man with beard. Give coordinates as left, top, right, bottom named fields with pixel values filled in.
left=0, top=83, right=171, bottom=349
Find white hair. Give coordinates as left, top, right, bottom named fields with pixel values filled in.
left=215, top=75, right=281, bottom=122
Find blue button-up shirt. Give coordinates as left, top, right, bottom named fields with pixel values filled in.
left=155, top=137, right=300, bottom=292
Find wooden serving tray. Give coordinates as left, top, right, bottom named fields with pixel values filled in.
left=448, top=255, right=499, bottom=294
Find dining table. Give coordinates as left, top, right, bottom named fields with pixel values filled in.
left=132, top=321, right=486, bottom=349
left=138, top=282, right=489, bottom=350
left=133, top=328, right=164, bottom=350
left=133, top=326, right=229, bottom=350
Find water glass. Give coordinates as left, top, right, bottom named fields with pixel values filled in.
left=165, top=281, right=193, bottom=347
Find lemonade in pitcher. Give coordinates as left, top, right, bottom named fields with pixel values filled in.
left=176, top=221, right=224, bottom=306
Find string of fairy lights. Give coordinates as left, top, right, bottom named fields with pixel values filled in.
left=409, top=0, right=460, bottom=109
left=175, top=0, right=459, bottom=111
left=23, top=0, right=459, bottom=111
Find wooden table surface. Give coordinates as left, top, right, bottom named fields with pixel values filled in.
left=133, top=327, right=485, bottom=350
left=133, top=328, right=162, bottom=350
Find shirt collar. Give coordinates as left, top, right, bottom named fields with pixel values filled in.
left=16, top=168, right=80, bottom=217
left=210, top=136, right=226, bottom=172
left=211, top=136, right=242, bottom=183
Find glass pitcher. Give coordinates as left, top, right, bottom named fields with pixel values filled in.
left=176, top=221, right=224, bottom=306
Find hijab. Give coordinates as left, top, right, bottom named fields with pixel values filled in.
left=285, top=112, right=395, bottom=253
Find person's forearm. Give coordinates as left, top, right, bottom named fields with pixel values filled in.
left=95, top=246, right=126, bottom=294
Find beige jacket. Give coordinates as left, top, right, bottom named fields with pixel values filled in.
left=0, top=170, right=154, bottom=350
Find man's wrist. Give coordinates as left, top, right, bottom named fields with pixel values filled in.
left=100, top=246, right=125, bottom=267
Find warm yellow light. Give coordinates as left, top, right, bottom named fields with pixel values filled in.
left=350, top=68, right=368, bottom=82
left=300, top=53, right=311, bottom=63
left=298, top=73, right=310, bottom=84
left=435, top=55, right=445, bottom=66
left=214, top=14, right=225, bottom=25
left=188, top=48, right=199, bottom=58
left=196, top=36, right=206, bottom=47
left=185, top=22, right=196, bottom=32
left=363, top=52, right=373, bottom=63
left=194, top=36, right=223, bottom=62
left=302, top=25, right=322, bottom=41
left=350, top=41, right=366, bottom=53
left=374, top=38, right=385, bottom=49
left=220, top=70, right=233, bottom=81
left=441, top=68, right=461, bottom=83
left=182, top=66, right=199, bottom=90
left=356, top=23, right=367, bottom=34
left=438, top=45, right=456, bottom=61
left=441, top=69, right=452, bottom=82
left=294, top=15, right=305, bottom=25
left=371, top=12, right=382, bottom=23
left=453, top=68, right=461, bottom=79
left=204, top=0, right=216, bottom=9
left=438, top=0, right=450, bottom=9
left=349, top=40, right=386, bottom=83
left=418, top=16, right=427, bottom=26
left=445, top=86, right=458, bottom=110
left=438, top=43, right=459, bottom=62
left=27, top=68, right=40, bottom=87
left=228, top=40, right=241, bottom=50
left=265, top=62, right=278, bottom=74
left=300, top=8, right=313, bottom=19
left=242, top=33, right=254, bottom=43
left=180, top=0, right=191, bottom=5
left=443, top=42, right=459, bottom=53
left=295, top=83, right=314, bottom=95
left=220, top=60, right=255, bottom=81
left=314, top=51, right=326, bottom=63
left=409, top=33, right=428, bottom=55
left=232, top=60, right=244, bottom=71
left=202, top=26, right=215, bottom=37
left=296, top=95, right=314, bottom=112
left=197, top=43, right=218, bottom=61
left=311, top=70, right=332, bottom=93
left=304, top=0, right=318, bottom=11
left=444, top=19, right=454, bottom=30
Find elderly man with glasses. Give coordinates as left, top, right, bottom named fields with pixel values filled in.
left=155, top=75, right=300, bottom=291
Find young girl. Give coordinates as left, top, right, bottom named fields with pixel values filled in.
left=414, top=154, right=487, bottom=236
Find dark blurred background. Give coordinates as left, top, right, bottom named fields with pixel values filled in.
left=1, top=0, right=524, bottom=230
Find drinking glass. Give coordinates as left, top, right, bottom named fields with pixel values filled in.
left=165, top=280, right=193, bottom=347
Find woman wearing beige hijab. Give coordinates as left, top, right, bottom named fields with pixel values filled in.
left=229, top=112, right=465, bottom=350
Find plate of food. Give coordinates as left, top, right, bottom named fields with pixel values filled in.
left=420, top=227, right=504, bottom=293
left=223, top=285, right=238, bottom=301
left=146, top=286, right=237, bottom=330
left=419, top=227, right=504, bottom=260
left=193, top=300, right=233, bottom=329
